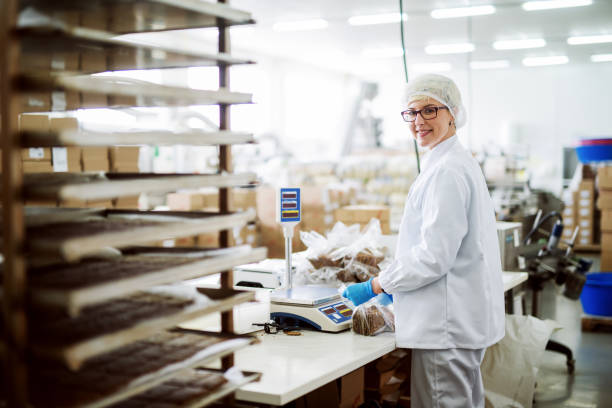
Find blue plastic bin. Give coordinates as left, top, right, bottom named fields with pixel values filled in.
left=575, top=144, right=612, bottom=163
left=580, top=273, right=612, bottom=317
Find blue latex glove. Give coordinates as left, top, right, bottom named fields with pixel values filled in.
left=342, top=278, right=375, bottom=306
left=377, top=292, right=393, bottom=306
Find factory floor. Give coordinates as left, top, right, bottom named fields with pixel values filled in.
left=532, top=254, right=612, bottom=408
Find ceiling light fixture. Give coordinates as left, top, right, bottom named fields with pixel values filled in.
left=470, top=60, right=510, bottom=70
left=362, top=47, right=404, bottom=59
left=410, top=62, right=452, bottom=73
left=431, top=5, right=496, bottom=19
left=591, top=54, right=612, bottom=63
left=425, top=43, right=475, bottom=55
left=522, top=0, right=592, bottom=11
left=493, top=38, right=546, bottom=50
left=272, top=19, right=328, bottom=32
left=348, top=13, right=407, bottom=26
left=567, top=34, right=612, bottom=45
left=522, top=55, right=569, bottom=66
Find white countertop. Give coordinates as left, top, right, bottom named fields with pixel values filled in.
left=502, top=271, right=528, bottom=292
left=183, top=270, right=528, bottom=406
left=234, top=329, right=396, bottom=405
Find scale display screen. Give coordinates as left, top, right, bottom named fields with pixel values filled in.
left=280, top=188, right=301, bottom=222
left=318, top=302, right=352, bottom=324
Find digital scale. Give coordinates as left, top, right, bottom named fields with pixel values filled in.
left=269, top=188, right=353, bottom=332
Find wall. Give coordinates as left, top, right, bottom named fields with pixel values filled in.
left=373, top=63, right=612, bottom=193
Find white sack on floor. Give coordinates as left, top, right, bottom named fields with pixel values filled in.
left=481, top=315, right=561, bottom=408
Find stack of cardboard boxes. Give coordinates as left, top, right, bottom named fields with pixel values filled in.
left=11, top=113, right=142, bottom=209
left=597, top=166, right=612, bottom=270
left=20, top=9, right=142, bottom=113
left=363, top=350, right=411, bottom=407
left=334, top=204, right=391, bottom=235
left=166, top=188, right=260, bottom=248
left=561, top=167, right=599, bottom=249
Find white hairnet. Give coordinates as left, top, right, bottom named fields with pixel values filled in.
left=403, top=74, right=467, bottom=128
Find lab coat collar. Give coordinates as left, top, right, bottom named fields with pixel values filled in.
left=421, top=135, right=458, bottom=173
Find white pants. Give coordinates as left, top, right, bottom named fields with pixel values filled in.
left=411, top=348, right=486, bottom=408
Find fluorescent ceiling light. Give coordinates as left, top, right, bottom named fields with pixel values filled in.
left=348, top=13, right=407, bottom=26
left=493, top=38, right=546, bottom=50
left=591, top=54, right=612, bottom=63
left=362, top=47, right=404, bottom=59
left=522, top=55, right=569, bottom=66
left=470, top=60, right=510, bottom=70
left=431, top=5, right=496, bottom=19
left=522, top=0, right=592, bottom=11
left=568, top=34, right=612, bottom=45
left=272, top=19, right=328, bottom=32
left=410, top=62, right=452, bottom=73
left=425, top=43, right=475, bottom=55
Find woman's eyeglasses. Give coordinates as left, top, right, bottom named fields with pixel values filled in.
left=401, top=106, right=448, bottom=122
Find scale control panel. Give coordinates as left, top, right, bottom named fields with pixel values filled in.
left=318, top=301, right=353, bottom=325
left=279, top=188, right=301, bottom=223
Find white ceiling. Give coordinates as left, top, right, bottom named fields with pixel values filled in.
left=205, top=0, right=612, bottom=77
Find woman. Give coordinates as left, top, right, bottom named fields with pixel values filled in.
left=343, top=74, right=505, bottom=407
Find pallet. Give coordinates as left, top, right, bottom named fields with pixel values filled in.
left=581, top=314, right=612, bottom=332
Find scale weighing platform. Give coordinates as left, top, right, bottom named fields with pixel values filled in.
left=270, top=285, right=353, bottom=332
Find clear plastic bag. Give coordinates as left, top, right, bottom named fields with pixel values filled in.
left=296, top=219, right=389, bottom=285
left=351, top=296, right=395, bottom=336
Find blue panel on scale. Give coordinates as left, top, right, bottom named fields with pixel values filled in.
left=319, top=302, right=352, bottom=323
left=280, top=188, right=301, bottom=222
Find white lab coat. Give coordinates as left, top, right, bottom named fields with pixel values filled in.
left=378, top=136, right=505, bottom=349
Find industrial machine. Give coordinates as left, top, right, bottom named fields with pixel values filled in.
left=518, top=210, right=592, bottom=374
left=269, top=187, right=353, bottom=332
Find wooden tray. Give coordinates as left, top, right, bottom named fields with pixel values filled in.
left=29, top=246, right=267, bottom=316
left=28, top=330, right=258, bottom=408
left=18, top=74, right=252, bottom=107
left=22, top=128, right=254, bottom=147
left=25, top=209, right=256, bottom=262
left=30, top=287, right=256, bottom=369
left=22, top=0, right=254, bottom=33
left=107, top=368, right=261, bottom=408
left=23, top=172, right=257, bottom=201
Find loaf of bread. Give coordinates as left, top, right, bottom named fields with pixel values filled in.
left=352, top=303, right=394, bottom=336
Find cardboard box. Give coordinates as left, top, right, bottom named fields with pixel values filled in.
left=21, top=147, right=52, bottom=161
left=602, top=232, right=612, bottom=251
left=598, top=191, right=612, bottom=210
left=335, top=205, right=390, bottom=223
left=175, top=236, right=196, bottom=247
left=601, top=251, right=612, bottom=271
left=23, top=160, right=53, bottom=173
left=196, top=232, right=220, bottom=248
left=49, top=116, right=78, bottom=132
left=21, top=92, right=51, bottom=112
left=51, top=52, right=79, bottom=71
left=167, top=192, right=205, bottom=211
left=114, top=195, right=140, bottom=209
left=81, top=147, right=109, bottom=172
left=598, top=166, right=612, bottom=190
left=19, top=113, right=49, bottom=132
left=25, top=199, right=57, bottom=207
left=109, top=146, right=140, bottom=172
left=579, top=179, right=595, bottom=192
left=80, top=92, right=108, bottom=109
left=601, top=210, right=612, bottom=232
left=109, top=48, right=138, bottom=70
left=338, top=367, right=364, bottom=408
left=52, top=147, right=81, bottom=172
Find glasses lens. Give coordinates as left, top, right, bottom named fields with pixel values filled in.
left=421, top=107, right=438, bottom=119
left=402, top=111, right=417, bottom=122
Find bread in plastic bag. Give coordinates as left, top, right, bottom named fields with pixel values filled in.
left=297, top=219, right=390, bottom=286
left=351, top=297, right=395, bottom=336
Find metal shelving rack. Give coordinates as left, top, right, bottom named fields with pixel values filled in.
left=1, top=1, right=263, bottom=406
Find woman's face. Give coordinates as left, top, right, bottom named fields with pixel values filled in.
left=405, top=97, right=455, bottom=149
